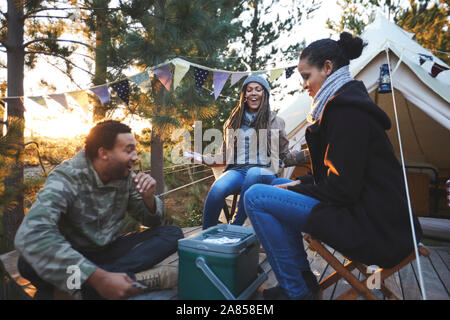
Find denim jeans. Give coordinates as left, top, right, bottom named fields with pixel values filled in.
left=270, top=177, right=293, bottom=186
left=18, top=225, right=184, bottom=299
left=202, top=167, right=277, bottom=229
left=244, top=184, right=319, bottom=299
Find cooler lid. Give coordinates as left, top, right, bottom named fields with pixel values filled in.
left=178, top=225, right=257, bottom=254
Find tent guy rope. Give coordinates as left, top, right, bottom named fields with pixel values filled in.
left=385, top=47, right=427, bottom=300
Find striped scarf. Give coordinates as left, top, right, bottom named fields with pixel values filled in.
left=307, top=65, right=353, bottom=123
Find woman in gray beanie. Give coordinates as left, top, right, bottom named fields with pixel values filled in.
left=201, top=75, right=307, bottom=229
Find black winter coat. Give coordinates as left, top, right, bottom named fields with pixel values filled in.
left=289, top=80, right=422, bottom=268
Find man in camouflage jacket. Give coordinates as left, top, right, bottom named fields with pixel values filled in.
left=14, top=120, right=184, bottom=299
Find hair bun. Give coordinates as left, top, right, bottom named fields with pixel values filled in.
left=337, top=32, right=365, bottom=60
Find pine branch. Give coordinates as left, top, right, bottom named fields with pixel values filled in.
left=28, top=15, right=73, bottom=19
left=25, top=50, right=94, bottom=76
left=22, top=38, right=94, bottom=50
left=25, top=7, right=121, bottom=18
left=41, top=56, right=84, bottom=90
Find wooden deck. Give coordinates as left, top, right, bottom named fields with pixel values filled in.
left=1, top=225, right=449, bottom=300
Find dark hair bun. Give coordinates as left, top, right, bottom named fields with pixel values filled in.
left=337, top=32, right=366, bottom=60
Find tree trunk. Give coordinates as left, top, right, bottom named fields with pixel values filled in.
left=150, top=130, right=165, bottom=198
left=92, top=0, right=111, bottom=122
left=250, top=0, right=260, bottom=69
left=3, top=0, right=25, bottom=250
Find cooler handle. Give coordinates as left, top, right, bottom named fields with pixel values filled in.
left=195, top=257, right=268, bottom=300
left=195, top=257, right=236, bottom=300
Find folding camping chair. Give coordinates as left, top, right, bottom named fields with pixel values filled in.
left=303, top=234, right=430, bottom=300
left=222, top=192, right=240, bottom=224
left=210, top=165, right=240, bottom=224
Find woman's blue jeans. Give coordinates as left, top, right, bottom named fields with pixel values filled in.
left=202, top=167, right=279, bottom=229
left=244, top=184, right=319, bottom=299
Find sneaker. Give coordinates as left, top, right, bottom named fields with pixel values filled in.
left=262, top=271, right=320, bottom=300
left=262, top=285, right=315, bottom=300
left=134, top=265, right=178, bottom=291
left=262, top=285, right=287, bottom=300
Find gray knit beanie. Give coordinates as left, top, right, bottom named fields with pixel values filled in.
left=242, top=75, right=270, bottom=95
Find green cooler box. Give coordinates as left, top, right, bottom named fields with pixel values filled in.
left=177, top=225, right=267, bottom=300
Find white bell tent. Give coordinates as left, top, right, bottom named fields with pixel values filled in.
left=279, top=14, right=450, bottom=181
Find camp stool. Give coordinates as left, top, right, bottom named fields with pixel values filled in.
left=303, top=234, right=430, bottom=300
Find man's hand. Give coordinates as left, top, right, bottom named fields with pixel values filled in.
left=132, top=172, right=157, bottom=212
left=273, top=180, right=301, bottom=190
left=132, top=172, right=156, bottom=198
left=87, top=268, right=142, bottom=300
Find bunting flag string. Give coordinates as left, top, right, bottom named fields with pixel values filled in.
left=0, top=57, right=300, bottom=115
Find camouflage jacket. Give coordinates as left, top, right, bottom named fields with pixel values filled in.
left=14, top=150, right=164, bottom=295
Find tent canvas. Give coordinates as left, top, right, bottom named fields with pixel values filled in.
left=279, top=14, right=450, bottom=181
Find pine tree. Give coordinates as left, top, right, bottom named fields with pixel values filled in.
left=116, top=0, right=242, bottom=196
left=396, top=0, right=449, bottom=64
left=70, top=0, right=131, bottom=121
left=0, top=0, right=89, bottom=249
left=205, top=0, right=320, bottom=131
left=327, top=0, right=449, bottom=64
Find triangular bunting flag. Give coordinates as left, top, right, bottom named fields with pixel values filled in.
left=49, top=93, right=69, bottom=109
left=130, top=71, right=152, bottom=93
left=193, top=67, right=210, bottom=94
left=230, top=73, right=247, bottom=87
left=173, top=60, right=190, bottom=90
left=153, top=64, right=172, bottom=91
left=112, top=80, right=131, bottom=105
left=269, top=68, right=284, bottom=81
left=430, top=62, right=449, bottom=78
left=90, top=85, right=111, bottom=104
left=213, top=72, right=230, bottom=100
left=67, top=90, right=90, bottom=115
left=418, top=53, right=433, bottom=67
left=285, top=66, right=296, bottom=79
left=28, top=96, right=48, bottom=108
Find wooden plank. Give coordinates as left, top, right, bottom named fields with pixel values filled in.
left=435, top=247, right=450, bottom=272
left=410, top=252, right=449, bottom=300
left=399, top=262, right=423, bottom=300
left=382, top=271, right=404, bottom=300
left=427, top=248, right=450, bottom=296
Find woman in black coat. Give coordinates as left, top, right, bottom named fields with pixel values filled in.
left=243, top=32, right=422, bottom=300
